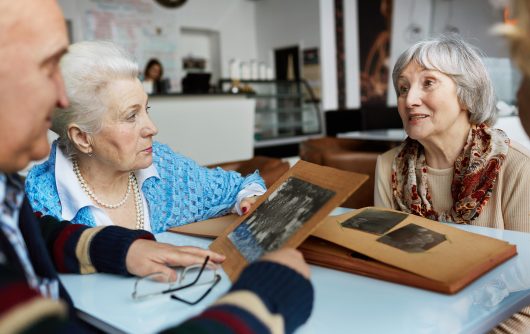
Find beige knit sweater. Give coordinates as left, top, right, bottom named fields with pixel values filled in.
left=374, top=140, right=530, bottom=334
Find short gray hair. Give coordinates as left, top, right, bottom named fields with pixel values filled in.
left=52, top=40, right=139, bottom=157
left=392, top=35, right=497, bottom=126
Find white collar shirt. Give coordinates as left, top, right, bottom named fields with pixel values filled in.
left=55, top=146, right=158, bottom=232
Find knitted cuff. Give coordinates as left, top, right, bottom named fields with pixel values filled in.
left=230, top=261, right=314, bottom=333
left=88, top=226, right=155, bottom=275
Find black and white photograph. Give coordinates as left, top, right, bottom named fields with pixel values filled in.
left=341, top=208, right=408, bottom=235
left=228, top=177, right=336, bottom=262
left=376, top=224, right=446, bottom=253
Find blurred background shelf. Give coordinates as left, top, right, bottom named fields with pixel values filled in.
left=219, top=79, right=323, bottom=157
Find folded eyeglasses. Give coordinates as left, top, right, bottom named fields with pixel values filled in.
left=132, top=256, right=221, bottom=305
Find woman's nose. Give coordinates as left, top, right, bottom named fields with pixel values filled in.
left=142, top=115, right=158, bottom=137
left=405, top=85, right=422, bottom=108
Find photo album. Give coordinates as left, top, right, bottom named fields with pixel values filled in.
left=170, top=163, right=517, bottom=293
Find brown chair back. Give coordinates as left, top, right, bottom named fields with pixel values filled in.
left=321, top=151, right=380, bottom=208
left=300, top=137, right=396, bottom=208
left=209, top=156, right=289, bottom=188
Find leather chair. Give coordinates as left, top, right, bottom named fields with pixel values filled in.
left=299, top=137, right=397, bottom=208
left=208, top=156, right=290, bottom=188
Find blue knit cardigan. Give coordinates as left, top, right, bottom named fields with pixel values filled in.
left=25, top=141, right=265, bottom=233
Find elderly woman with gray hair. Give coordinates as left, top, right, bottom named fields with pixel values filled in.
left=374, top=35, right=530, bottom=232
left=25, top=41, right=265, bottom=239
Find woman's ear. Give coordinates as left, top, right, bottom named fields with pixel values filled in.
left=67, top=125, right=93, bottom=154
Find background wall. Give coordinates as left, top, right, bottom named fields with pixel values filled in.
left=387, top=0, right=510, bottom=106
left=430, top=0, right=508, bottom=57
left=254, top=0, right=321, bottom=67
left=331, top=0, right=511, bottom=109
left=58, top=0, right=514, bottom=113
left=58, top=0, right=323, bottom=92
left=319, top=0, right=338, bottom=111
left=58, top=0, right=258, bottom=91
left=176, top=0, right=258, bottom=82
left=386, top=0, right=433, bottom=106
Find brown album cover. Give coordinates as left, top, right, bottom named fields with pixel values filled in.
left=168, top=214, right=238, bottom=239
left=208, top=160, right=369, bottom=281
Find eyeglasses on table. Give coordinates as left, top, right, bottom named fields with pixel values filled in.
left=132, top=256, right=221, bottom=305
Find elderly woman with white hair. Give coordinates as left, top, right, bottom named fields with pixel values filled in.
left=374, top=35, right=530, bottom=231
left=25, top=41, right=265, bottom=237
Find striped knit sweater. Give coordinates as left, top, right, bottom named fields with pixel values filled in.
left=0, top=195, right=313, bottom=333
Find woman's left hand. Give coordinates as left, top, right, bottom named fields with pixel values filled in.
left=240, top=196, right=259, bottom=215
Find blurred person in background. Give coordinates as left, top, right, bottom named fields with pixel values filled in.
left=142, top=58, right=171, bottom=94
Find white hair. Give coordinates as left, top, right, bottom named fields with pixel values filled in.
left=52, top=40, right=139, bottom=157
left=392, top=35, right=497, bottom=126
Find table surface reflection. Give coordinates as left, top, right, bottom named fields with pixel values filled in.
left=60, top=209, right=530, bottom=334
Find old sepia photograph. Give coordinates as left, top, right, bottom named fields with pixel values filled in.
left=228, top=177, right=336, bottom=262
left=341, top=208, right=408, bottom=235
left=376, top=223, right=446, bottom=253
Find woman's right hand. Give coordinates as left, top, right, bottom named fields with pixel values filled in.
left=260, top=248, right=311, bottom=279
left=126, top=239, right=226, bottom=281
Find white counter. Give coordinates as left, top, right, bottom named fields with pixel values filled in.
left=148, top=94, right=255, bottom=165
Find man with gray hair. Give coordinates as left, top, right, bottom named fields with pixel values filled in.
left=0, top=1, right=313, bottom=333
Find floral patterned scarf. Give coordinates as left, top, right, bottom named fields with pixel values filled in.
left=391, top=124, right=510, bottom=224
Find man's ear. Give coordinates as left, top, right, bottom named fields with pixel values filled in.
left=67, top=125, right=93, bottom=154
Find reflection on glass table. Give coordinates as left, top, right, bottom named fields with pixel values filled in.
left=60, top=212, right=530, bottom=334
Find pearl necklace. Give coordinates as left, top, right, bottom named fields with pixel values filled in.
left=72, top=160, right=133, bottom=209
left=73, top=160, right=144, bottom=230
left=132, top=173, right=144, bottom=230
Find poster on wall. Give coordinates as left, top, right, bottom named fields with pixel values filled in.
left=83, top=0, right=178, bottom=91
left=358, top=0, right=393, bottom=106
left=302, top=48, right=321, bottom=100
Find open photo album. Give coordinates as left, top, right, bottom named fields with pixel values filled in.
left=170, top=164, right=517, bottom=294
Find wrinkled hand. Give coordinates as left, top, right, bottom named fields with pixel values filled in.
left=126, top=239, right=226, bottom=281
left=261, top=248, right=311, bottom=279
left=240, top=196, right=259, bottom=215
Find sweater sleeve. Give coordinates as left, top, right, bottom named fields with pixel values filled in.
left=0, top=260, right=313, bottom=334
left=193, top=158, right=266, bottom=218
left=0, top=264, right=69, bottom=333
left=25, top=158, right=64, bottom=223
left=162, top=261, right=314, bottom=334
left=167, top=145, right=266, bottom=219
left=39, top=215, right=154, bottom=275
left=499, top=143, right=530, bottom=233
left=200, top=166, right=266, bottom=217
left=374, top=152, right=394, bottom=208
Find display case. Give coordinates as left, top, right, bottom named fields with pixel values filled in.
left=219, top=79, right=322, bottom=148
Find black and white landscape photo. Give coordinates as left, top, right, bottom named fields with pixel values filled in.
left=341, top=208, right=408, bottom=235
left=229, top=177, right=335, bottom=262
left=377, top=223, right=446, bottom=253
